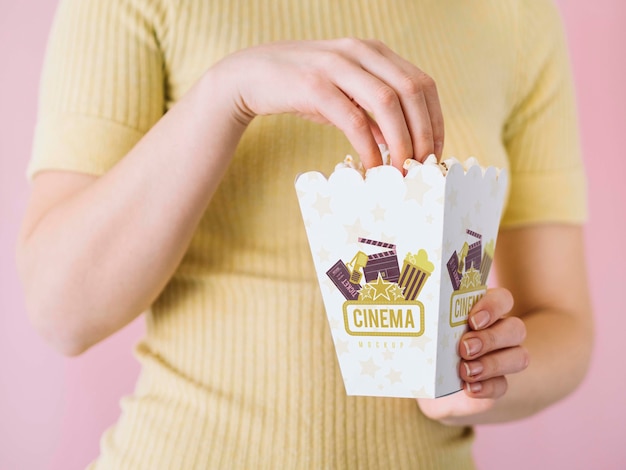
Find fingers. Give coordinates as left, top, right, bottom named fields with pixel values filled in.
left=457, top=287, right=528, bottom=399
left=464, top=376, right=508, bottom=399
left=311, top=81, right=382, bottom=167
left=467, top=287, right=515, bottom=331
left=461, top=346, right=529, bottom=383
left=461, top=316, right=526, bottom=359
left=323, top=56, right=414, bottom=168
left=322, top=38, right=443, bottom=169
left=232, top=38, right=443, bottom=169
left=363, top=40, right=445, bottom=162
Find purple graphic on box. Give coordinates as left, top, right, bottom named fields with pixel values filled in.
left=446, top=252, right=462, bottom=290
left=465, top=230, right=482, bottom=270
left=357, top=238, right=401, bottom=283
left=447, top=229, right=496, bottom=290
left=398, top=262, right=430, bottom=300
left=327, top=237, right=433, bottom=305
left=327, top=260, right=361, bottom=300
left=466, top=241, right=482, bottom=270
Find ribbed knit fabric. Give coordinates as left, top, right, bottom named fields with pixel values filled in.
left=30, top=0, right=586, bottom=468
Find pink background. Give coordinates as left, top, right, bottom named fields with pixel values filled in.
left=1, top=1, right=624, bottom=468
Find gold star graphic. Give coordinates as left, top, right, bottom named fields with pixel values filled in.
left=388, top=284, right=405, bottom=301
left=425, top=214, right=435, bottom=224
left=369, top=273, right=393, bottom=301
left=358, top=284, right=375, bottom=301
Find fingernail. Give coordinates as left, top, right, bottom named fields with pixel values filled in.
left=471, top=310, right=489, bottom=330
left=466, top=381, right=483, bottom=393
left=463, top=338, right=483, bottom=356
left=463, top=361, right=483, bottom=377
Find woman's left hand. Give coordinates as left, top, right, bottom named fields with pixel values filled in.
left=417, top=287, right=529, bottom=425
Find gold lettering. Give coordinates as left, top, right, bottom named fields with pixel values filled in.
left=390, top=309, right=401, bottom=328
left=380, top=309, right=389, bottom=328
left=367, top=309, right=379, bottom=328
left=406, top=309, right=415, bottom=328
left=354, top=309, right=363, bottom=327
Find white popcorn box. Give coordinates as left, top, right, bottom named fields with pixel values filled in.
left=295, top=160, right=508, bottom=398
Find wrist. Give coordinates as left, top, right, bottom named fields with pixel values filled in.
left=199, top=58, right=257, bottom=128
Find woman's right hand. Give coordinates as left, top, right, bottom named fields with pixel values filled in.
left=212, top=39, right=444, bottom=169
left=18, top=39, right=444, bottom=355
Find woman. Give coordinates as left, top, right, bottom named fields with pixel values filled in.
left=17, top=0, right=592, bottom=468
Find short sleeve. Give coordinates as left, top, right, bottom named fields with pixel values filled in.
left=500, top=0, right=587, bottom=227
left=28, top=0, right=167, bottom=179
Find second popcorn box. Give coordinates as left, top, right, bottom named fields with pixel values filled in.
left=295, top=157, right=508, bottom=398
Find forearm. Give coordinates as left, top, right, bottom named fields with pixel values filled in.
left=18, top=70, right=248, bottom=355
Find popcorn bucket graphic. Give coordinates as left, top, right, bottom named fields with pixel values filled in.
left=295, top=159, right=508, bottom=398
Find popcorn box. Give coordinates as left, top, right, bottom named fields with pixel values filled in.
left=295, top=159, right=508, bottom=398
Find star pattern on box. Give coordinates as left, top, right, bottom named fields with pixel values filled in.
left=475, top=200, right=482, bottom=213
left=381, top=349, right=395, bottom=361
left=328, top=317, right=341, bottom=330
left=386, top=369, right=403, bottom=385
left=404, top=172, right=432, bottom=205
left=334, top=338, right=349, bottom=355
left=447, top=188, right=458, bottom=208
left=409, top=335, right=432, bottom=352
left=316, top=247, right=332, bottom=263
left=372, top=204, right=386, bottom=222
left=360, top=357, right=380, bottom=378
left=411, top=387, right=429, bottom=398
left=343, top=219, right=367, bottom=243
left=313, top=194, right=333, bottom=216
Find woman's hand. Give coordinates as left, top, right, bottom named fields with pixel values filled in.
left=213, top=38, right=444, bottom=169
left=418, top=288, right=529, bottom=425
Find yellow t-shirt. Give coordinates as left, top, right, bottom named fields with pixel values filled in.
left=30, top=0, right=586, bottom=468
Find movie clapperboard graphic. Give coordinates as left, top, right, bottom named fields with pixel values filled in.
left=358, top=238, right=401, bottom=283
left=326, top=238, right=402, bottom=301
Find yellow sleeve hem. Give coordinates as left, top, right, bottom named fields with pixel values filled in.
left=28, top=114, right=144, bottom=180
left=500, top=166, right=588, bottom=228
